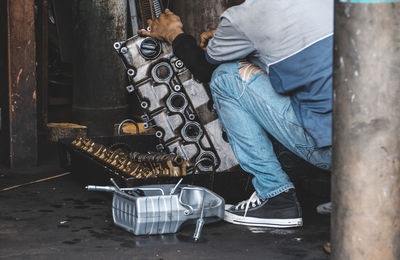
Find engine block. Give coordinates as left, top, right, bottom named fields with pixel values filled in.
left=114, top=35, right=238, bottom=173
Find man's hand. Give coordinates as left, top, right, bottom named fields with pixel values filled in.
left=138, top=9, right=184, bottom=44
left=200, top=30, right=216, bottom=51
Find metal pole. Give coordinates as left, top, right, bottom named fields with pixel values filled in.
left=332, top=1, right=400, bottom=259
left=128, top=0, right=139, bottom=35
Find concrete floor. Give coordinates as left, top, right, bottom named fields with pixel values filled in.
left=0, top=148, right=331, bottom=259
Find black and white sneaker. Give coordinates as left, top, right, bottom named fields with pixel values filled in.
left=224, top=189, right=303, bottom=228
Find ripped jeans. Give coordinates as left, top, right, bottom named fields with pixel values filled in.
left=209, top=61, right=331, bottom=199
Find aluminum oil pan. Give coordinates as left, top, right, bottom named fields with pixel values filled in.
left=86, top=182, right=225, bottom=236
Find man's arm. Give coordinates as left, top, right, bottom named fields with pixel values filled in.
left=138, top=9, right=255, bottom=83
left=172, top=33, right=217, bottom=83
left=137, top=9, right=216, bottom=83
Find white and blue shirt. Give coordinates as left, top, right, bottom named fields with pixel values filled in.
left=206, top=0, right=333, bottom=148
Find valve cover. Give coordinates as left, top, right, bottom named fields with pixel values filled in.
left=114, top=35, right=238, bottom=173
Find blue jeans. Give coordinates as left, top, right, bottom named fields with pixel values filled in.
left=209, top=62, right=331, bottom=199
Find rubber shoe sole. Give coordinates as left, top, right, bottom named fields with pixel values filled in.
left=224, top=204, right=303, bottom=228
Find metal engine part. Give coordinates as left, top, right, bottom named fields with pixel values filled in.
left=114, top=35, right=239, bottom=173
left=86, top=182, right=225, bottom=236
left=136, top=0, right=164, bottom=28
left=71, top=137, right=187, bottom=178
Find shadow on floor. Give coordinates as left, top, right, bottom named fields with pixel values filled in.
left=0, top=143, right=330, bottom=260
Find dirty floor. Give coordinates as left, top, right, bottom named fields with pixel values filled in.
left=0, top=147, right=330, bottom=260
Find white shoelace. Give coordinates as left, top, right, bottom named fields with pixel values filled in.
left=234, top=192, right=263, bottom=217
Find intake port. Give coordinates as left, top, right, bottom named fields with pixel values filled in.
left=151, top=62, right=173, bottom=83
left=181, top=122, right=203, bottom=142
left=156, top=65, right=170, bottom=80
left=166, top=92, right=188, bottom=113
left=196, top=152, right=217, bottom=172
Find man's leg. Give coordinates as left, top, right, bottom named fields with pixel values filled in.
left=210, top=62, right=295, bottom=199
left=209, top=61, right=330, bottom=227
left=210, top=61, right=331, bottom=197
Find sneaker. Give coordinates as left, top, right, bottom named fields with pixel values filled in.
left=223, top=189, right=303, bottom=228
left=316, top=202, right=331, bottom=215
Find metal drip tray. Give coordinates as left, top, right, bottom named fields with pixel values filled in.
left=87, top=183, right=225, bottom=236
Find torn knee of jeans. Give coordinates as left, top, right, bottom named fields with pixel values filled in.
left=238, top=62, right=264, bottom=81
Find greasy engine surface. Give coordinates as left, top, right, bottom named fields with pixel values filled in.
left=114, top=35, right=238, bottom=173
